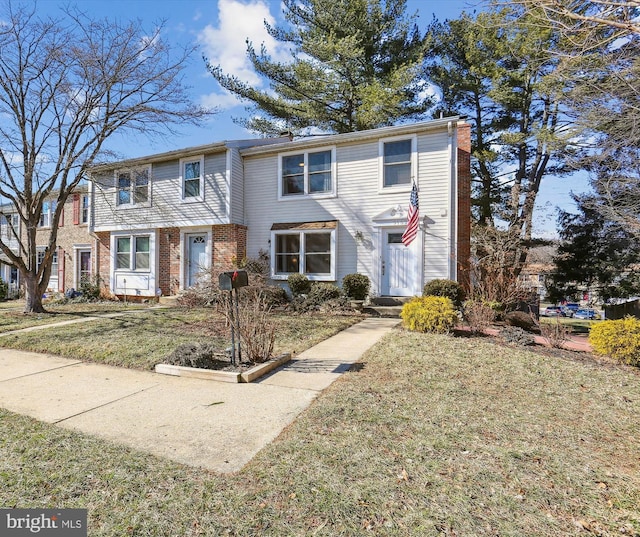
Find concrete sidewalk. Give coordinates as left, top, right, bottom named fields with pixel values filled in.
left=0, top=317, right=398, bottom=473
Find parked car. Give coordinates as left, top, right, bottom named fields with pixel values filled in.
left=565, top=303, right=580, bottom=313
left=560, top=306, right=575, bottom=318
left=574, top=308, right=598, bottom=320
left=543, top=306, right=566, bottom=317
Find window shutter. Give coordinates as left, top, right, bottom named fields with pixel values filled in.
left=73, top=194, right=80, bottom=225
left=58, top=248, right=65, bottom=292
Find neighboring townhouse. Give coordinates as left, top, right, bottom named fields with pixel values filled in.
left=0, top=187, right=94, bottom=296
left=0, top=208, right=21, bottom=297
left=89, top=117, right=471, bottom=299
left=34, top=186, right=94, bottom=293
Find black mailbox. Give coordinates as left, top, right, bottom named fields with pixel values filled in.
left=218, top=270, right=249, bottom=291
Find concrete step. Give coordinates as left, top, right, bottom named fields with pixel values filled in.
left=369, top=296, right=413, bottom=307
left=363, top=305, right=404, bottom=318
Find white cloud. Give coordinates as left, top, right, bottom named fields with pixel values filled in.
left=200, top=88, right=244, bottom=111
left=198, top=0, right=288, bottom=88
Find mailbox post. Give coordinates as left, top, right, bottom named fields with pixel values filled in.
left=218, top=270, right=249, bottom=365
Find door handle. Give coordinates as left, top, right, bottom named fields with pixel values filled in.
left=381, top=260, right=385, bottom=276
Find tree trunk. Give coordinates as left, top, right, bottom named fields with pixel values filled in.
left=23, top=273, right=47, bottom=314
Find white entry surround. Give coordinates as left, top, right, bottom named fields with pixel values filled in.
left=371, top=208, right=424, bottom=297
left=179, top=227, right=212, bottom=290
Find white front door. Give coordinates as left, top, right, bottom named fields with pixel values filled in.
left=186, top=234, right=208, bottom=287
left=381, top=229, right=418, bottom=296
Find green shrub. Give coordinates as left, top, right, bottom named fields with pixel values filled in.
left=79, top=274, right=102, bottom=301
left=589, top=317, right=640, bottom=366
left=423, top=278, right=466, bottom=307
left=287, top=273, right=311, bottom=297
left=342, top=273, right=370, bottom=300
left=308, top=282, right=342, bottom=303
left=0, top=278, right=7, bottom=301
left=400, top=296, right=458, bottom=334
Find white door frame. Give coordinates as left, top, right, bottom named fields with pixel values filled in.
left=180, top=228, right=211, bottom=290
left=74, top=246, right=92, bottom=289
left=379, top=226, right=422, bottom=296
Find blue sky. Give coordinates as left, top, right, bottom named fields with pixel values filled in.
left=31, top=0, right=586, bottom=236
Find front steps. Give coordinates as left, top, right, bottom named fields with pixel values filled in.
left=363, top=296, right=412, bottom=318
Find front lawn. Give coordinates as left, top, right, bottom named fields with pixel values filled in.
left=0, top=300, right=150, bottom=334
left=1, top=330, right=638, bottom=535
left=0, top=307, right=362, bottom=369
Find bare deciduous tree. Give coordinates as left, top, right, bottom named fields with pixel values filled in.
left=0, top=4, right=211, bottom=312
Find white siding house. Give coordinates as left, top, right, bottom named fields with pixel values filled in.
left=240, top=118, right=470, bottom=297
left=89, top=119, right=470, bottom=299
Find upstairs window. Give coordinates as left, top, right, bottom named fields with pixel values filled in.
left=39, top=200, right=56, bottom=227
left=381, top=137, right=415, bottom=188
left=181, top=156, right=204, bottom=201
left=116, top=167, right=150, bottom=206
left=2, top=214, right=18, bottom=240
left=280, top=148, right=335, bottom=198
left=81, top=194, right=89, bottom=223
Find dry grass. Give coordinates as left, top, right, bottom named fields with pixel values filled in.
left=1, top=329, right=639, bottom=535
left=0, top=300, right=149, bottom=333
left=0, top=307, right=362, bottom=369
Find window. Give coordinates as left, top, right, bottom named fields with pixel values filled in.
left=2, top=214, right=18, bottom=240
left=116, top=167, right=150, bottom=206
left=381, top=137, right=415, bottom=188
left=181, top=156, right=204, bottom=200
left=271, top=223, right=336, bottom=280
left=280, top=148, right=335, bottom=198
left=81, top=194, right=89, bottom=224
left=36, top=248, right=57, bottom=272
left=116, top=235, right=150, bottom=271
left=39, top=200, right=56, bottom=227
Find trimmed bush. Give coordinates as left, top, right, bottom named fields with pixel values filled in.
left=589, top=317, right=640, bottom=366
left=423, top=278, right=466, bottom=307
left=401, top=296, right=458, bottom=334
left=0, top=278, right=7, bottom=301
left=342, top=273, right=370, bottom=300
left=287, top=273, right=311, bottom=297
left=308, top=282, right=342, bottom=303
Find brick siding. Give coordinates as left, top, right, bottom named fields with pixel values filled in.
left=456, top=121, right=471, bottom=291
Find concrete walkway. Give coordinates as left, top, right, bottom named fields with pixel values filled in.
left=0, top=317, right=398, bottom=473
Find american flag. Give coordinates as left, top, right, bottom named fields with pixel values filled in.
left=401, top=182, right=419, bottom=246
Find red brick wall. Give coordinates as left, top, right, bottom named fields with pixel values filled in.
left=157, top=227, right=181, bottom=296
left=212, top=224, right=247, bottom=271
left=457, top=121, right=471, bottom=291
left=95, top=231, right=110, bottom=286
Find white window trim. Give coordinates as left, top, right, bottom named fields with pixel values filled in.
left=270, top=228, right=336, bottom=281
left=180, top=155, right=205, bottom=203
left=81, top=194, right=90, bottom=224
left=378, top=134, right=417, bottom=193
left=114, top=165, right=152, bottom=209
left=112, top=233, right=152, bottom=273
left=38, top=200, right=56, bottom=228
left=277, top=146, right=337, bottom=200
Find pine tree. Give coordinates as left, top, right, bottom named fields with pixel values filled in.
left=206, top=0, right=431, bottom=135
